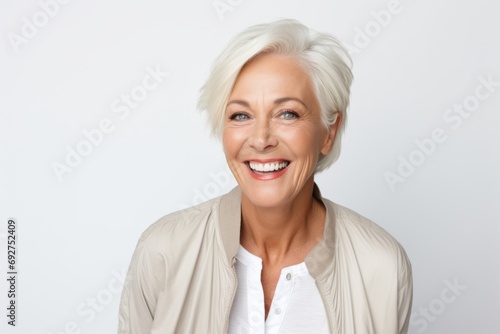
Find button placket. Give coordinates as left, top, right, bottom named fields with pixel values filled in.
left=265, top=270, right=293, bottom=332
left=276, top=273, right=292, bottom=318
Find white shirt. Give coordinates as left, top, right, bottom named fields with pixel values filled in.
left=228, top=245, right=330, bottom=334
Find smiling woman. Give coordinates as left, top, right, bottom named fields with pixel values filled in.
left=118, top=19, right=413, bottom=334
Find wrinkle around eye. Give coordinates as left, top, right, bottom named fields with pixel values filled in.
left=279, top=110, right=300, bottom=119
left=228, top=112, right=251, bottom=121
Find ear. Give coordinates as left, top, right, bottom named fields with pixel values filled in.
left=320, top=112, right=342, bottom=156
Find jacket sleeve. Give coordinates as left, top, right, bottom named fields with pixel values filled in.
left=118, top=226, right=162, bottom=334
left=397, top=247, right=413, bottom=334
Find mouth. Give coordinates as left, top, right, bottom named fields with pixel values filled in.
left=245, top=160, right=290, bottom=175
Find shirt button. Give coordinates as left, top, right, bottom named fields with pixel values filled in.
left=275, top=307, right=282, bottom=315
left=286, top=273, right=292, bottom=280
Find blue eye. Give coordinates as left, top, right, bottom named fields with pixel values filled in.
left=280, top=110, right=299, bottom=119
left=229, top=113, right=250, bottom=121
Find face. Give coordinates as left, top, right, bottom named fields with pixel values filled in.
left=223, top=54, right=339, bottom=208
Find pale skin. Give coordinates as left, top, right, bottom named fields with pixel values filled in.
left=223, top=53, right=342, bottom=319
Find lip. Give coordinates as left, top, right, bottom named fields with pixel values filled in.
left=245, top=159, right=290, bottom=181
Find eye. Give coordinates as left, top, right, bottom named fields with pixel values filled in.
left=279, top=110, right=299, bottom=120
left=229, top=112, right=250, bottom=121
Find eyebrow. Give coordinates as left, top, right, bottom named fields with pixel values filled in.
left=226, top=97, right=308, bottom=109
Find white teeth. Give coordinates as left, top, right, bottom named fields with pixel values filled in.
left=249, top=161, right=289, bottom=172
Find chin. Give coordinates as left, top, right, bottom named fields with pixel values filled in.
left=241, top=182, right=294, bottom=209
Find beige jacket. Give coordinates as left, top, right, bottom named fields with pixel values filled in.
left=118, top=185, right=413, bottom=333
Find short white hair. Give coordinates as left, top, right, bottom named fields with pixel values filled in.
left=197, top=19, right=353, bottom=172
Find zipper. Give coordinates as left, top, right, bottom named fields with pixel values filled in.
left=223, top=257, right=238, bottom=333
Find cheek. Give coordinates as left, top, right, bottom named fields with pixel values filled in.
left=222, top=127, right=245, bottom=157
left=222, top=132, right=232, bottom=156
left=278, top=125, right=322, bottom=156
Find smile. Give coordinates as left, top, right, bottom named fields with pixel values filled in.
left=248, top=161, right=289, bottom=173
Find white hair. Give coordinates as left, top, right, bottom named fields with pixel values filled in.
left=197, top=19, right=353, bottom=172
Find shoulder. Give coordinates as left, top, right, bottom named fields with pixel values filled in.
left=325, top=199, right=412, bottom=279
left=134, top=196, right=223, bottom=259
left=328, top=200, right=405, bottom=251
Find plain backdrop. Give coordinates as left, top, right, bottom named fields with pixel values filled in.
left=1, top=0, right=499, bottom=333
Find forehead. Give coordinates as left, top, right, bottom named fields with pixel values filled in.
left=229, top=54, right=316, bottom=103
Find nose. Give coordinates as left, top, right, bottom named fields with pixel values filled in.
left=248, top=118, right=278, bottom=151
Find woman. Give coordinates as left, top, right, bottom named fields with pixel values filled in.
left=118, top=19, right=413, bottom=334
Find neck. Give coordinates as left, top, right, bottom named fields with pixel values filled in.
left=239, top=180, right=325, bottom=265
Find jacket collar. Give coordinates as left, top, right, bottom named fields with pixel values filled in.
left=218, top=186, right=242, bottom=264
left=218, top=183, right=335, bottom=278
left=305, top=185, right=336, bottom=278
